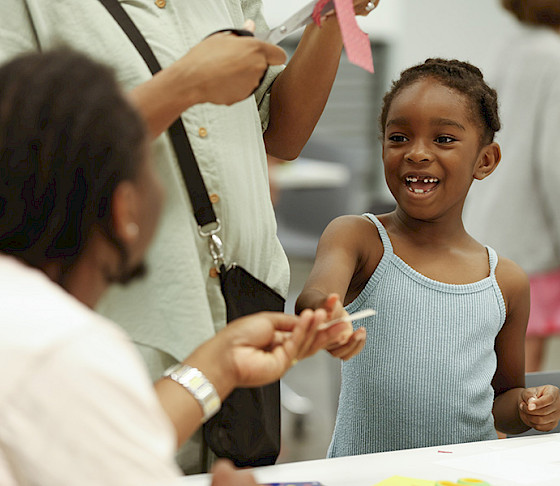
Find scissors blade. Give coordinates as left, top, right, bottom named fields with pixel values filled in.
left=256, top=0, right=334, bottom=45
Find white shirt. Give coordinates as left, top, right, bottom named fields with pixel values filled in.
left=0, top=256, right=181, bottom=485
left=464, top=24, right=560, bottom=274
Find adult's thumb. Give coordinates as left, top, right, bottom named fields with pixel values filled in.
left=262, top=43, right=287, bottom=65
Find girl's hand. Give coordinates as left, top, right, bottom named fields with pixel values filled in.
left=321, top=293, right=367, bottom=361
left=354, top=0, right=381, bottom=17
left=519, top=385, right=560, bottom=432
left=321, top=0, right=380, bottom=20
left=322, top=292, right=347, bottom=322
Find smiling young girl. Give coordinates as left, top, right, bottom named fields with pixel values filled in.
left=296, top=58, right=560, bottom=457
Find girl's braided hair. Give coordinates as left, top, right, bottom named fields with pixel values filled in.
left=380, top=58, right=501, bottom=145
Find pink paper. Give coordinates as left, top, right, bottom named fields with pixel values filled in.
left=312, top=0, right=374, bottom=73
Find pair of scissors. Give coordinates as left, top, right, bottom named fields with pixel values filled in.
left=255, top=0, right=378, bottom=45
left=255, top=0, right=335, bottom=45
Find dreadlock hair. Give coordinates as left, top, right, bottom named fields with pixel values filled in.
left=502, top=0, right=560, bottom=28
left=379, top=58, right=501, bottom=146
left=0, top=48, right=147, bottom=277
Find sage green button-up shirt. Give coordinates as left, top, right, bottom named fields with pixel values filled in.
left=1, top=0, right=289, bottom=369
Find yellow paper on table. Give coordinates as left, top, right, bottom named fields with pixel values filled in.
left=373, top=476, right=435, bottom=486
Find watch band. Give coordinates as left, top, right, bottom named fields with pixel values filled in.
left=163, top=363, right=221, bottom=423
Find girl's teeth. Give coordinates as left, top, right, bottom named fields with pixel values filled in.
left=407, top=187, right=435, bottom=194
left=405, top=176, right=440, bottom=183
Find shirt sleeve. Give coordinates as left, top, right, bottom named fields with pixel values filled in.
left=241, top=0, right=285, bottom=132
left=0, top=321, right=181, bottom=486
left=0, top=0, right=39, bottom=64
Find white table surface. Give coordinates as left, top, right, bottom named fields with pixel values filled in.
left=180, top=433, right=560, bottom=486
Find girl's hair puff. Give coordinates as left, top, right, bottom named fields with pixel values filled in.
left=380, top=58, right=501, bottom=146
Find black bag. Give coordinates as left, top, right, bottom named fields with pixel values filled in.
left=219, top=264, right=285, bottom=323
left=99, top=0, right=285, bottom=469
left=203, top=263, right=285, bottom=468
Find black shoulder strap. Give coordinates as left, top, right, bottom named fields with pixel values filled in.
left=98, top=0, right=217, bottom=228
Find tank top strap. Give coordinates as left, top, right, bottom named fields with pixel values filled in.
left=486, top=245, right=499, bottom=276
left=363, top=213, right=394, bottom=255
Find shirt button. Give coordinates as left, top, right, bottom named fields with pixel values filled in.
left=209, top=193, right=220, bottom=204
left=155, top=0, right=166, bottom=8
left=198, top=127, right=208, bottom=138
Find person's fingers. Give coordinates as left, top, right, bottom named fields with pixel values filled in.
left=295, top=308, right=329, bottom=359
left=346, top=328, right=367, bottom=358
left=271, top=330, right=291, bottom=346
left=520, top=386, right=560, bottom=424
left=520, top=385, right=558, bottom=412
left=519, top=387, right=538, bottom=410
left=523, top=412, right=559, bottom=431
left=265, top=311, right=302, bottom=332
left=322, top=0, right=379, bottom=19
left=354, top=0, right=380, bottom=16
left=328, top=329, right=366, bottom=360
left=283, top=309, right=315, bottom=359
left=260, top=41, right=287, bottom=65
left=291, top=308, right=363, bottom=361
left=324, top=320, right=354, bottom=347
left=324, top=293, right=341, bottom=313
left=182, top=32, right=285, bottom=106
left=211, top=459, right=257, bottom=486
left=522, top=401, right=556, bottom=416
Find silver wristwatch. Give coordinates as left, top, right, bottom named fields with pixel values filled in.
left=163, top=363, right=221, bottom=423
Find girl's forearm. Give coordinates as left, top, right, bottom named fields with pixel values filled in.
left=493, top=387, right=530, bottom=435
left=264, top=16, right=344, bottom=160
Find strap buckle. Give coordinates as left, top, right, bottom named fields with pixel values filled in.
left=198, top=220, right=224, bottom=269
left=208, top=234, right=224, bottom=268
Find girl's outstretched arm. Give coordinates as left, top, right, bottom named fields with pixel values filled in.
left=296, top=216, right=359, bottom=314
left=296, top=215, right=382, bottom=360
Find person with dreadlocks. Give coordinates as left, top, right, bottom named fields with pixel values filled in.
left=0, top=49, right=346, bottom=485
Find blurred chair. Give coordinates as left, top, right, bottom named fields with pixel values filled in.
left=514, top=370, right=560, bottom=437
left=280, top=381, right=314, bottom=439
left=273, top=156, right=352, bottom=259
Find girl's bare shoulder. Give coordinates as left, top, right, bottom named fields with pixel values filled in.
left=320, top=215, right=385, bottom=299
left=495, top=255, right=529, bottom=293
left=320, top=214, right=383, bottom=252
left=495, top=254, right=530, bottom=316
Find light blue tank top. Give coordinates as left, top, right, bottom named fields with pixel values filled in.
left=327, top=214, right=506, bottom=458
